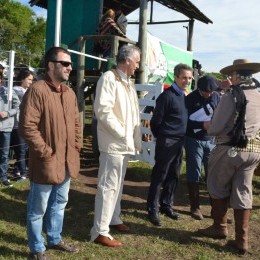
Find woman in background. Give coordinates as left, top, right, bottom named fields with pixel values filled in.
left=11, top=69, right=35, bottom=180
left=94, top=9, right=126, bottom=57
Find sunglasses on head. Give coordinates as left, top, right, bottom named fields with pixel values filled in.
left=50, top=60, right=73, bottom=67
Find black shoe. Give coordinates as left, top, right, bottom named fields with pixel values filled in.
left=148, top=212, right=162, bottom=226
left=16, top=176, right=27, bottom=182
left=160, top=208, right=180, bottom=220
left=28, top=252, right=50, bottom=260
left=2, top=180, right=13, bottom=187
left=12, top=170, right=21, bottom=177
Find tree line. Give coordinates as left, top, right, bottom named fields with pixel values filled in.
left=0, top=0, right=46, bottom=68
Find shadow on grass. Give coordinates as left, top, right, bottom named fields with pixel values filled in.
left=0, top=189, right=27, bottom=227
left=0, top=245, right=28, bottom=259
left=62, top=189, right=95, bottom=242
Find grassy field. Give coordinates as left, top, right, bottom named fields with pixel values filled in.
left=0, top=151, right=260, bottom=259
left=1, top=104, right=260, bottom=259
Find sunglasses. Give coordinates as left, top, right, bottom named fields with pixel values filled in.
left=50, top=60, right=73, bottom=67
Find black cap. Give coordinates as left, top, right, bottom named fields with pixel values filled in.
left=0, top=64, right=5, bottom=69
left=197, top=75, right=218, bottom=92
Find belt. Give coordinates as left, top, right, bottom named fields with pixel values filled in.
left=236, top=138, right=260, bottom=153
left=218, top=139, right=260, bottom=153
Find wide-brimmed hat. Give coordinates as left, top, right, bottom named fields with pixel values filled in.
left=220, top=59, right=260, bottom=75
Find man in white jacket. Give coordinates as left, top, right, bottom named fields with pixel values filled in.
left=91, top=45, right=141, bottom=247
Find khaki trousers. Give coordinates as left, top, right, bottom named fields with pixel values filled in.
left=207, top=145, right=260, bottom=209
left=90, top=152, right=129, bottom=241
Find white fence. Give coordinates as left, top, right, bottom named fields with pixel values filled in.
left=135, top=83, right=163, bottom=166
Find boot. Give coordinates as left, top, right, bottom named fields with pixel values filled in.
left=229, top=209, right=250, bottom=254
left=187, top=182, right=203, bottom=220
left=199, top=198, right=228, bottom=239
left=209, top=196, right=233, bottom=224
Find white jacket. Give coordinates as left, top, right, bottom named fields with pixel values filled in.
left=94, top=69, right=141, bottom=154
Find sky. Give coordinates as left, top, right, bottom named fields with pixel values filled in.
left=20, top=0, right=260, bottom=80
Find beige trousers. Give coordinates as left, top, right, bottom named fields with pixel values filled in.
left=90, top=152, right=129, bottom=241
left=207, top=145, right=260, bottom=209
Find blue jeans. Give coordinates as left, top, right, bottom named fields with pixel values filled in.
left=0, top=131, right=11, bottom=181
left=185, top=136, right=215, bottom=183
left=27, top=173, right=71, bottom=253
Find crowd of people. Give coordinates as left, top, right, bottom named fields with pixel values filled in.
left=1, top=40, right=260, bottom=259
left=0, top=63, right=36, bottom=187
left=88, top=52, right=260, bottom=257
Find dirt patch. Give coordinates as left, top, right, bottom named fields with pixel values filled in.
left=74, top=125, right=260, bottom=255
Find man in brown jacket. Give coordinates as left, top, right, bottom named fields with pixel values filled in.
left=19, top=47, right=81, bottom=260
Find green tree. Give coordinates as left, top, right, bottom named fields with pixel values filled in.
left=0, top=0, right=46, bottom=67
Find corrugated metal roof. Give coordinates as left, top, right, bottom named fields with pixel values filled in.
left=29, top=0, right=212, bottom=24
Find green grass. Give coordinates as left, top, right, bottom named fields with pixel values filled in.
left=1, top=157, right=260, bottom=259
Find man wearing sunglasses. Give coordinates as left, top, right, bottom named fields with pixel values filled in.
left=19, top=47, right=81, bottom=260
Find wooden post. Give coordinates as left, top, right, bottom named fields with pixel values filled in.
left=110, top=35, right=119, bottom=58
left=76, top=36, right=86, bottom=141
left=187, top=19, right=194, bottom=51
left=137, top=0, right=148, bottom=84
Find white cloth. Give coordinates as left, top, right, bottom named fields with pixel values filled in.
left=189, top=104, right=213, bottom=133
left=116, top=13, right=127, bottom=34
left=90, top=152, right=129, bottom=241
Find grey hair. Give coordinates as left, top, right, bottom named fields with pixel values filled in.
left=116, top=45, right=141, bottom=64
left=174, top=63, right=193, bottom=76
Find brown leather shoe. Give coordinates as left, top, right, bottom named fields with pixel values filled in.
left=48, top=240, right=79, bottom=253
left=94, top=235, right=122, bottom=247
left=110, top=224, right=130, bottom=231
left=28, top=252, right=50, bottom=260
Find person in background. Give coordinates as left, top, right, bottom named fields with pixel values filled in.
left=216, top=80, right=225, bottom=96
left=90, top=45, right=141, bottom=247
left=94, top=8, right=126, bottom=57
left=19, top=47, right=81, bottom=260
left=0, top=73, right=20, bottom=187
left=185, top=75, right=220, bottom=220
left=11, top=70, right=35, bottom=180
left=13, top=63, right=29, bottom=84
left=147, top=63, right=193, bottom=226
left=0, top=64, right=5, bottom=75
left=199, top=59, right=260, bottom=255
left=0, top=64, right=7, bottom=87
left=0, top=71, right=4, bottom=85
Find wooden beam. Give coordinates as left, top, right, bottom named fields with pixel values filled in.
left=128, top=19, right=190, bottom=25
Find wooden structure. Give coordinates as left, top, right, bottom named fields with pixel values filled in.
left=29, top=0, right=212, bottom=80
left=28, top=0, right=213, bottom=165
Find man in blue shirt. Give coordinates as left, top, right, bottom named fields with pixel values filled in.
left=185, top=75, right=220, bottom=220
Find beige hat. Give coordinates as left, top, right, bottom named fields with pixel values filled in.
left=220, top=59, right=260, bottom=75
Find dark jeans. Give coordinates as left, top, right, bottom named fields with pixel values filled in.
left=11, top=128, right=28, bottom=175
left=147, top=136, right=184, bottom=214
left=0, top=131, right=11, bottom=181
